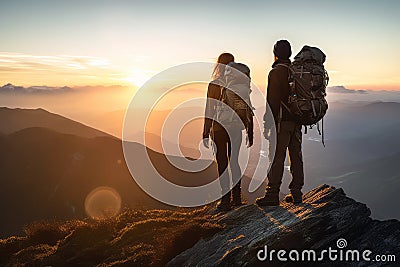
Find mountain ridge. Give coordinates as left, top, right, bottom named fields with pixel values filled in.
left=0, top=126, right=219, bottom=238
left=0, top=107, right=114, bottom=139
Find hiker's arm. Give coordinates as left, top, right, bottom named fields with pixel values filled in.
left=203, top=82, right=220, bottom=138
left=247, top=108, right=254, bottom=147
left=265, top=69, right=280, bottom=128
left=264, top=69, right=281, bottom=139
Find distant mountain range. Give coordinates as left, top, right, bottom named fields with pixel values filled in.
left=0, top=101, right=399, bottom=237
left=0, top=125, right=222, bottom=238
left=290, top=101, right=400, bottom=219
left=0, top=107, right=222, bottom=237
left=0, top=83, right=73, bottom=94
left=0, top=107, right=112, bottom=138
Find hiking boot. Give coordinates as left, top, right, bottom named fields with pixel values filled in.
left=217, top=194, right=232, bottom=212
left=232, top=192, right=244, bottom=207
left=217, top=201, right=232, bottom=211
left=256, top=192, right=279, bottom=206
left=232, top=199, right=244, bottom=207
left=284, top=191, right=303, bottom=204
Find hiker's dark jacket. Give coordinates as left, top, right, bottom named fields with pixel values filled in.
left=203, top=80, right=253, bottom=143
left=264, top=59, right=294, bottom=127
left=203, top=80, right=222, bottom=138
left=264, top=59, right=304, bottom=193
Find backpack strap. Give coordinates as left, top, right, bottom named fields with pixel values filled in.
left=218, top=85, right=226, bottom=102
left=280, top=100, right=291, bottom=113
left=277, top=100, right=291, bottom=134
left=315, top=119, right=326, bottom=147
left=276, top=63, right=290, bottom=70
left=276, top=64, right=295, bottom=128
left=275, top=63, right=293, bottom=79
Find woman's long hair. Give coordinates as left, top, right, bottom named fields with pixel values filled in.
left=212, top=53, right=234, bottom=80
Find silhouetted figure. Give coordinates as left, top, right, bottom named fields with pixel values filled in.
left=257, top=40, right=304, bottom=206
left=203, top=53, right=254, bottom=211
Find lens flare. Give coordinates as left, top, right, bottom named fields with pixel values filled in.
left=84, top=186, right=122, bottom=220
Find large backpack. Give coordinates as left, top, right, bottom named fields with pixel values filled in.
left=214, top=62, right=254, bottom=131
left=278, top=46, right=329, bottom=145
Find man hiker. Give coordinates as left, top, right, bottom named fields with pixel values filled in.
left=256, top=40, right=304, bottom=206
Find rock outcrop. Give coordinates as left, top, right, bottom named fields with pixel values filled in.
left=168, top=184, right=400, bottom=266
left=1, top=184, right=399, bottom=266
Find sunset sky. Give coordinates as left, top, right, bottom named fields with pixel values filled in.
left=1, top=0, right=399, bottom=90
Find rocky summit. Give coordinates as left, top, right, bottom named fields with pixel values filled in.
left=1, top=184, right=399, bottom=266
left=168, top=184, right=400, bottom=266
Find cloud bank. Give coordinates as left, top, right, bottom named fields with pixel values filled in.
left=327, top=86, right=367, bottom=94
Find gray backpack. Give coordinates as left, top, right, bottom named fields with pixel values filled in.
left=214, top=62, right=254, bottom=130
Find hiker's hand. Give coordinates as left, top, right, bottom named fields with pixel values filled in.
left=203, top=138, right=209, bottom=149
left=263, top=121, right=273, bottom=140
left=263, top=128, right=271, bottom=140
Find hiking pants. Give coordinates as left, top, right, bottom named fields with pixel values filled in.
left=212, top=128, right=242, bottom=203
left=267, top=121, right=304, bottom=193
